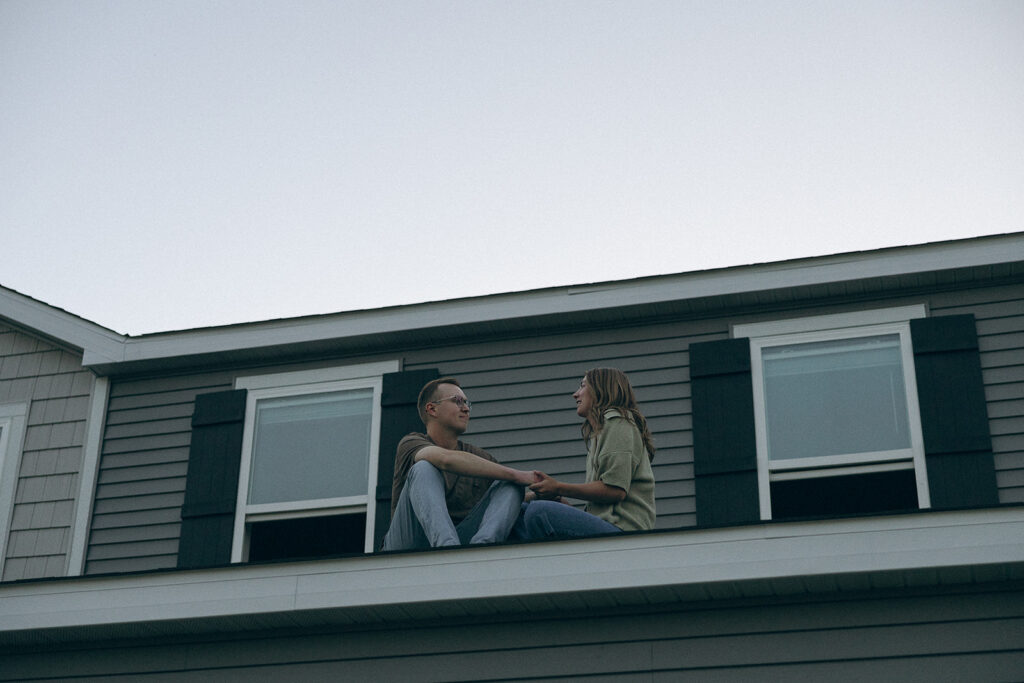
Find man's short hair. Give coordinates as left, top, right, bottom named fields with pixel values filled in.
left=417, top=376, right=461, bottom=424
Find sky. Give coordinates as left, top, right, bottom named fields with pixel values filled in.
left=1, top=1, right=1022, bottom=336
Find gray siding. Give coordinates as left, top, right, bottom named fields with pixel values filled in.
left=82, top=281, right=1024, bottom=574
left=929, top=283, right=1024, bottom=504
left=0, top=323, right=94, bottom=581
left=402, top=318, right=728, bottom=530
left=85, top=372, right=234, bottom=575
left=4, top=585, right=1022, bottom=681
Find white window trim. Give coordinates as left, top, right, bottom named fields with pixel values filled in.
left=232, top=360, right=399, bottom=560
left=734, top=306, right=930, bottom=520
left=732, top=305, right=928, bottom=339
left=0, top=402, right=29, bottom=579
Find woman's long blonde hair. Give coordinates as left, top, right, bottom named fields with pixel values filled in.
left=580, top=367, right=656, bottom=461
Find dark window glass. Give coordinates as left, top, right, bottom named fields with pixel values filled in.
left=771, top=470, right=918, bottom=519
left=247, top=513, right=367, bottom=562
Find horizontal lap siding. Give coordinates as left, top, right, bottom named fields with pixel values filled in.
left=929, top=285, right=1024, bottom=504
left=85, top=372, right=234, bottom=574
left=78, top=282, right=1022, bottom=572
left=5, top=586, right=1022, bottom=681
left=397, top=283, right=1022, bottom=530
left=0, top=324, right=94, bottom=582
left=403, top=320, right=728, bottom=531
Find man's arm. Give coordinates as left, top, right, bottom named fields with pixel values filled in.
left=413, top=446, right=539, bottom=486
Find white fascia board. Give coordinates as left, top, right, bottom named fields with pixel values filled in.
left=88, top=233, right=1024, bottom=370
left=0, top=287, right=125, bottom=363
left=2, top=507, right=1022, bottom=634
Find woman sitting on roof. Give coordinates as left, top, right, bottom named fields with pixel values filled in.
left=520, top=367, right=656, bottom=539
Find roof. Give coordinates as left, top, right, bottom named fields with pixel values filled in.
left=4, top=232, right=1023, bottom=376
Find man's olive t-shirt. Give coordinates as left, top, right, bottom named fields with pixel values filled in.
left=390, top=433, right=496, bottom=523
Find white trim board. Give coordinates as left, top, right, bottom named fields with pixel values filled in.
left=732, top=304, right=928, bottom=338
left=235, top=360, right=399, bottom=390
left=0, top=402, right=29, bottom=580
left=0, top=286, right=124, bottom=362
left=2, top=507, right=1022, bottom=637
left=66, top=376, right=109, bottom=576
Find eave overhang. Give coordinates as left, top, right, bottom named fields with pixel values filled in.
left=84, top=232, right=1024, bottom=376
left=5, top=232, right=1022, bottom=377
left=2, top=507, right=1022, bottom=648
left=0, top=287, right=124, bottom=365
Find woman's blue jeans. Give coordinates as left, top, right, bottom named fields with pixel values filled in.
left=515, top=500, right=621, bottom=540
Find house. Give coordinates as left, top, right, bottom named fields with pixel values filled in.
left=1, top=233, right=1022, bottom=680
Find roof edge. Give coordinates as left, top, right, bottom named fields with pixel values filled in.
left=91, top=231, right=1024, bottom=372
left=0, top=286, right=125, bottom=364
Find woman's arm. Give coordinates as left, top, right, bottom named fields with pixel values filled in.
left=414, top=445, right=539, bottom=486
left=530, top=473, right=626, bottom=503
left=531, top=416, right=641, bottom=504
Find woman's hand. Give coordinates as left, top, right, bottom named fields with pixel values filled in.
left=529, top=472, right=562, bottom=500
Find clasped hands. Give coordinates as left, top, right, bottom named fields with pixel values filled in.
left=522, top=470, right=568, bottom=504
left=512, top=469, right=568, bottom=503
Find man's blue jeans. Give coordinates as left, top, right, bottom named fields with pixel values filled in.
left=381, top=460, right=524, bottom=551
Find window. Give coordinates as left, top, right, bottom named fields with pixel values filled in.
left=734, top=306, right=931, bottom=520
left=231, top=361, right=399, bottom=561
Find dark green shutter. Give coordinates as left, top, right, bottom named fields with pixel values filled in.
left=374, top=368, right=439, bottom=549
left=178, top=389, right=247, bottom=569
left=911, top=315, right=998, bottom=508
left=690, top=338, right=760, bottom=526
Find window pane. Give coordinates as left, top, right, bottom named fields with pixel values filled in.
left=249, top=389, right=373, bottom=505
left=247, top=513, right=367, bottom=561
left=762, top=334, right=911, bottom=460
left=771, top=469, right=919, bottom=519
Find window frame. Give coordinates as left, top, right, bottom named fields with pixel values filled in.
left=734, top=306, right=931, bottom=520
left=231, top=360, right=399, bottom=560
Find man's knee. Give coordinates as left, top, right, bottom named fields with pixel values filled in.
left=407, top=459, right=442, bottom=484
left=490, top=479, right=525, bottom=499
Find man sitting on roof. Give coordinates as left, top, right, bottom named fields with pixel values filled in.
left=381, top=376, right=539, bottom=550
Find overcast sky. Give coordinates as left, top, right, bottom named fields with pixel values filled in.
left=2, top=1, right=1021, bottom=335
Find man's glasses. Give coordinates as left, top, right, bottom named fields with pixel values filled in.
left=431, top=395, right=471, bottom=410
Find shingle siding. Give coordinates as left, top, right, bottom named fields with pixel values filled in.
left=0, top=323, right=94, bottom=581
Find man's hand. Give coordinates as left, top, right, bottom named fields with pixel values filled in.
left=529, top=472, right=562, bottom=500
left=510, top=469, right=543, bottom=487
